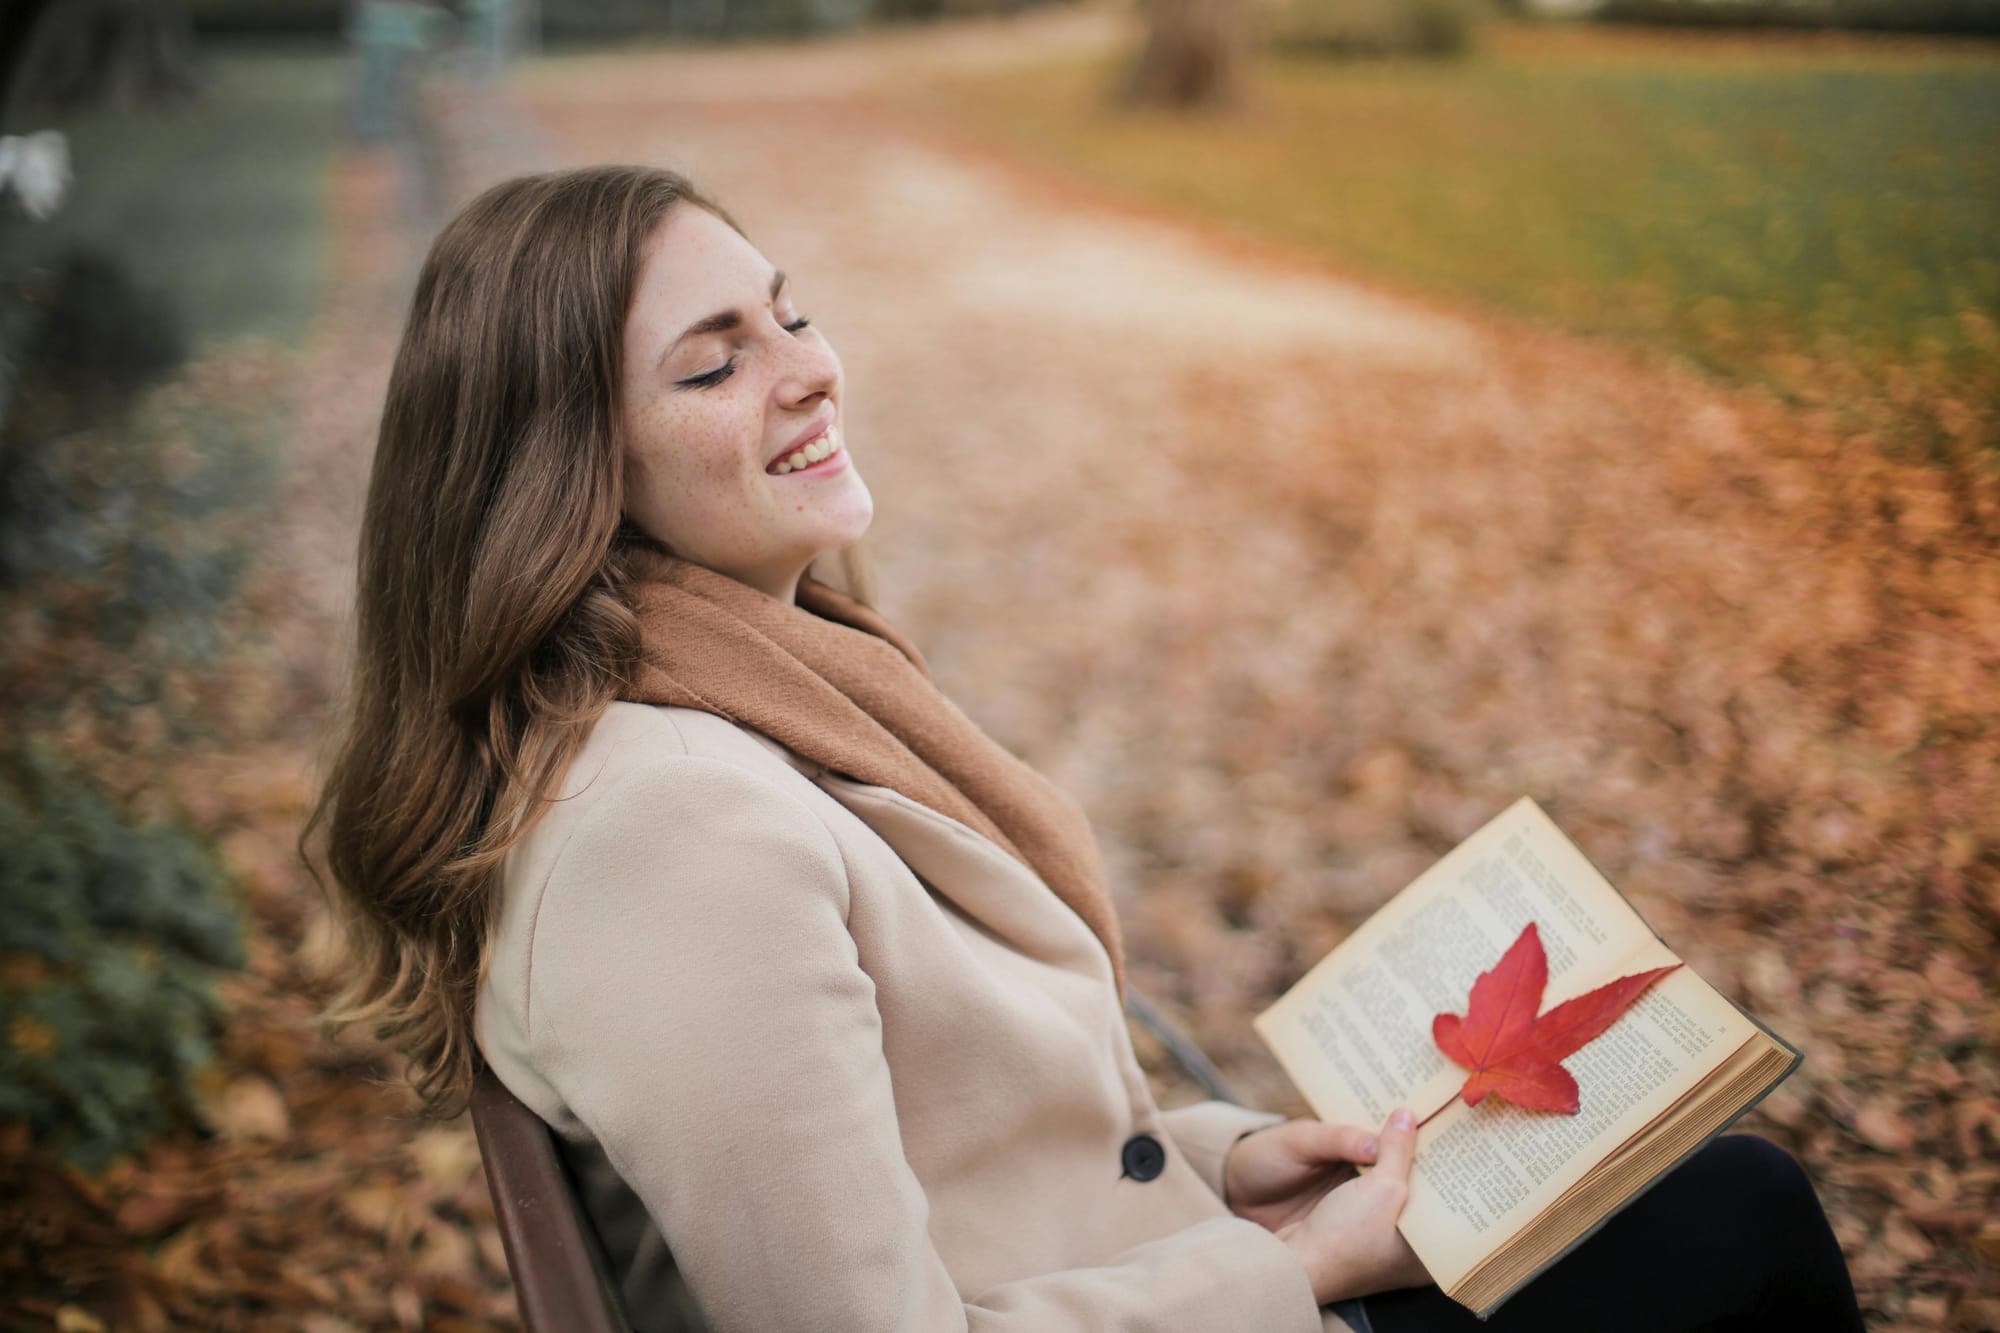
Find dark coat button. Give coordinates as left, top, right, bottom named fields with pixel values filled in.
left=1121, top=1133, right=1165, bottom=1182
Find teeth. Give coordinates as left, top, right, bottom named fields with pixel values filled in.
left=773, top=428, right=840, bottom=475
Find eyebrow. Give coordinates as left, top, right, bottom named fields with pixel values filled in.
left=661, top=268, right=787, bottom=366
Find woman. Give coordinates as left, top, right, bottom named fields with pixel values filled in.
left=309, top=164, right=1864, bottom=1332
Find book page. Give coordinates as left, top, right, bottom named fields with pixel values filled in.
left=1396, top=969, right=1756, bottom=1289
left=1254, top=797, right=1678, bottom=1129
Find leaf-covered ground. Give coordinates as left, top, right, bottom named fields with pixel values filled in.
left=9, top=11, right=1997, bottom=1331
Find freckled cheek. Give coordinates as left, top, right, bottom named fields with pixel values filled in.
left=629, top=407, right=749, bottom=501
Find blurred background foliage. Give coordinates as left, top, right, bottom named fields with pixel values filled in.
left=1, top=16, right=338, bottom=1174
left=0, top=233, right=288, bottom=1169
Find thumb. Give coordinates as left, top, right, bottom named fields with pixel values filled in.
left=1373, top=1106, right=1418, bottom=1182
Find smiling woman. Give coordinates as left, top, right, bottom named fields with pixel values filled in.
left=619, top=205, right=872, bottom=602
left=302, top=164, right=1862, bottom=1333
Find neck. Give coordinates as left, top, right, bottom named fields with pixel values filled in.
left=703, top=556, right=808, bottom=605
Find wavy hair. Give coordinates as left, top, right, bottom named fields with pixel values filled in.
left=302, top=165, right=855, bottom=1117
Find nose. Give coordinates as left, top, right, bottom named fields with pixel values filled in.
left=774, top=320, right=840, bottom=411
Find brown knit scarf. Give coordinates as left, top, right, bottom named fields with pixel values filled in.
left=617, top=547, right=1124, bottom=996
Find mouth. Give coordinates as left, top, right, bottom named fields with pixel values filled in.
left=767, top=421, right=844, bottom=476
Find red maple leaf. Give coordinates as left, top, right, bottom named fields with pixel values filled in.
left=1431, top=923, right=1679, bottom=1115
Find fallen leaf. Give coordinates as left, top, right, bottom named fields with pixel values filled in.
left=207, top=1076, right=290, bottom=1141
left=413, top=1219, right=478, bottom=1279
left=1432, top=923, right=1679, bottom=1114
left=389, top=1284, right=423, bottom=1331
left=1959, top=1299, right=2000, bottom=1330
left=1880, top=1215, right=1933, bottom=1264
left=1854, top=1101, right=1917, bottom=1154
left=340, top=1182, right=411, bottom=1239
left=299, top=1316, right=363, bottom=1333
left=409, top=1127, right=481, bottom=1193
left=115, top=1186, right=210, bottom=1238
left=1974, top=1221, right=2000, bottom=1267
left=1903, top=1294, right=1949, bottom=1325
left=153, top=1226, right=230, bottom=1299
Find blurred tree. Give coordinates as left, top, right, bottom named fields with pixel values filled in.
left=1118, top=0, right=1251, bottom=109
left=0, top=0, right=200, bottom=127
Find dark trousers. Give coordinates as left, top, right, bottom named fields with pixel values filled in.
left=1351, top=1134, right=1864, bottom=1333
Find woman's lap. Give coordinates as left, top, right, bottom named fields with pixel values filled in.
left=1349, top=1134, right=1863, bottom=1333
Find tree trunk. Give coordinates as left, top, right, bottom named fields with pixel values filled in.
left=1116, top=0, right=1249, bottom=111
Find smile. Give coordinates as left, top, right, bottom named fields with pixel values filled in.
left=770, top=425, right=843, bottom=476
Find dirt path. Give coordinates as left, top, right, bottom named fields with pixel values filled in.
left=509, top=18, right=1997, bottom=1327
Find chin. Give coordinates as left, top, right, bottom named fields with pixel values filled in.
left=816, top=477, right=875, bottom=548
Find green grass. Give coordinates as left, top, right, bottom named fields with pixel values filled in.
left=916, top=25, right=2000, bottom=458
left=6, top=47, right=345, bottom=352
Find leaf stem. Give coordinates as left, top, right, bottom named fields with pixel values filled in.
left=1413, top=1094, right=1458, bottom=1131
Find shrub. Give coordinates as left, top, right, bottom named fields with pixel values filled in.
left=0, top=746, right=243, bottom=1170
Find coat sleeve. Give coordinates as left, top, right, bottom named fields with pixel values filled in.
left=1156, top=1100, right=1287, bottom=1203
left=524, top=757, right=1323, bottom=1333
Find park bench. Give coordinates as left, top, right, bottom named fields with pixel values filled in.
left=470, top=987, right=1237, bottom=1333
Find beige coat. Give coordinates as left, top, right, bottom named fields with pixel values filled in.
left=476, top=701, right=1355, bottom=1332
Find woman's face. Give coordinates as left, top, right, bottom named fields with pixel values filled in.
left=617, top=204, right=872, bottom=601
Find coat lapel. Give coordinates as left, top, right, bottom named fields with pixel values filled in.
left=813, top=773, right=1116, bottom=990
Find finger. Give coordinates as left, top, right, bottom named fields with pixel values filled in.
left=1307, top=1121, right=1381, bottom=1164
left=1372, top=1106, right=1418, bottom=1182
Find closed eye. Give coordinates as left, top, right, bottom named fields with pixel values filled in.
left=678, top=316, right=814, bottom=389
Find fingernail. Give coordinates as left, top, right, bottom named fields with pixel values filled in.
left=1360, top=1136, right=1378, bottom=1157
left=1391, top=1107, right=1414, bottom=1130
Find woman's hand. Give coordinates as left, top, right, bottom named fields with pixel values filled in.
left=1266, top=1107, right=1432, bottom=1305
left=1223, top=1116, right=1382, bottom=1232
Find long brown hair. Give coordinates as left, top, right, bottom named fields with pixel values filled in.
left=303, top=165, right=766, bottom=1117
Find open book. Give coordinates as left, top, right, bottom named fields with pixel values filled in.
left=1253, top=796, right=1800, bottom=1318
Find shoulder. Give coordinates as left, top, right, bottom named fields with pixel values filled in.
left=551, top=701, right=803, bottom=797
left=524, top=731, right=856, bottom=1013
left=526, top=701, right=845, bottom=894
left=481, top=704, right=851, bottom=1045
left=476, top=706, right=860, bottom=1127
